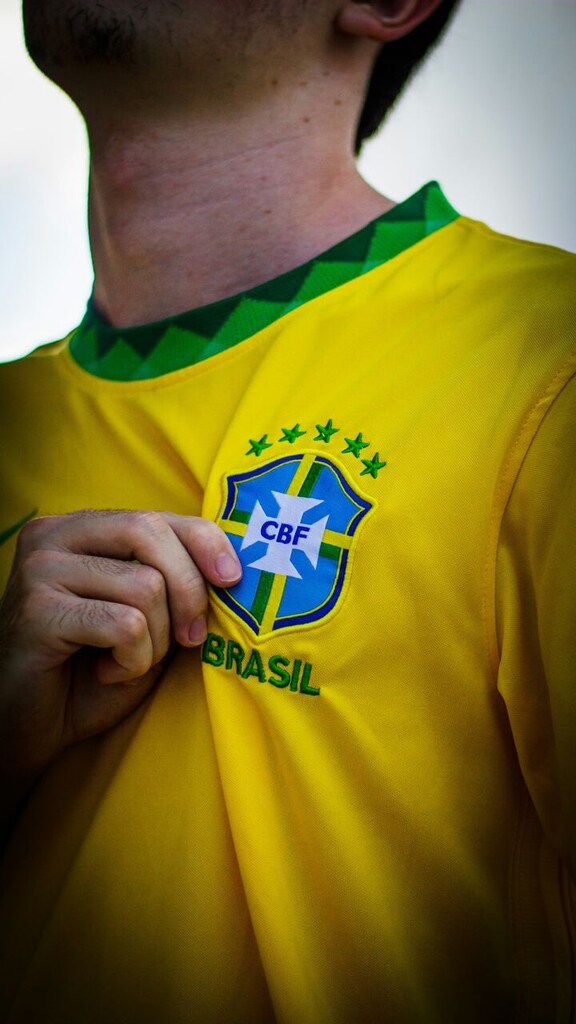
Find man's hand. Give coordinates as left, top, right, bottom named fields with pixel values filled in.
left=0, top=510, right=241, bottom=827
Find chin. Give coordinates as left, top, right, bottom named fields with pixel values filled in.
left=23, top=0, right=137, bottom=76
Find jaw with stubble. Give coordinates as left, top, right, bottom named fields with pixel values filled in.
left=22, top=0, right=339, bottom=121
left=22, top=0, right=321, bottom=77
left=22, top=0, right=138, bottom=75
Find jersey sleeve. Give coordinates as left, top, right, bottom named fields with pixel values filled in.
left=495, top=371, right=576, bottom=878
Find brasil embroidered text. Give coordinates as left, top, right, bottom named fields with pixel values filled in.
left=202, top=631, right=319, bottom=696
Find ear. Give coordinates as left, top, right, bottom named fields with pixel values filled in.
left=337, top=0, right=445, bottom=44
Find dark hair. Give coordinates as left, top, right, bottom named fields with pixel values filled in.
left=355, top=0, right=463, bottom=153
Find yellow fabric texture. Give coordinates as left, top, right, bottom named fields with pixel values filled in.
left=1, top=217, right=575, bottom=1024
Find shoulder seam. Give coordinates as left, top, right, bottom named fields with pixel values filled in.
left=484, top=353, right=576, bottom=685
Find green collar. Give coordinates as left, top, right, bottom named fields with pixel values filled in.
left=70, top=181, right=458, bottom=381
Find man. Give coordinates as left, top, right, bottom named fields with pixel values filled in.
left=1, top=1, right=575, bottom=1021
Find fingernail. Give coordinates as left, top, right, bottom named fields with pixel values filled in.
left=188, top=615, right=207, bottom=647
left=215, top=552, right=241, bottom=583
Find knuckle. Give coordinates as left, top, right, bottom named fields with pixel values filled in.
left=189, top=517, right=222, bottom=545
left=134, top=564, right=166, bottom=604
left=130, top=510, right=169, bottom=543
left=15, top=515, right=52, bottom=555
left=116, top=606, right=148, bottom=644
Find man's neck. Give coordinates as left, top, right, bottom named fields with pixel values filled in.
left=88, top=94, right=393, bottom=328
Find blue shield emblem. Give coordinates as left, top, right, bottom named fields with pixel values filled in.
left=214, top=453, right=373, bottom=638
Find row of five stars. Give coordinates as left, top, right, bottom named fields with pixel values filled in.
left=246, top=420, right=387, bottom=478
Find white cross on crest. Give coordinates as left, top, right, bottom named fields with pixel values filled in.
left=241, top=490, right=329, bottom=579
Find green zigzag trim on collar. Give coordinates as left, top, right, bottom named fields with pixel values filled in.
left=70, top=181, right=458, bottom=381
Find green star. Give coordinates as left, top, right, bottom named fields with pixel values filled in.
left=246, top=434, right=273, bottom=457
left=342, top=432, right=370, bottom=458
left=279, top=424, right=306, bottom=444
left=314, top=418, right=339, bottom=444
left=360, top=452, right=387, bottom=478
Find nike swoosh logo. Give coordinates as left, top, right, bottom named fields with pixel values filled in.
left=0, top=509, right=38, bottom=546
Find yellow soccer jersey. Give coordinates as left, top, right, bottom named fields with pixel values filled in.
left=1, top=183, right=575, bottom=1024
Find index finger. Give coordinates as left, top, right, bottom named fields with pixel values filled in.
left=161, top=512, right=242, bottom=586
left=23, top=510, right=241, bottom=647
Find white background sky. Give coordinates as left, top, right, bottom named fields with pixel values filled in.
left=1, top=0, right=575, bottom=362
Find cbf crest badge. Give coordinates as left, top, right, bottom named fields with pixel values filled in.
left=213, top=452, right=373, bottom=638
